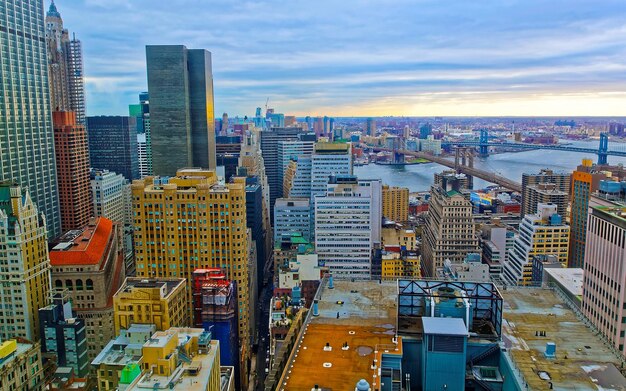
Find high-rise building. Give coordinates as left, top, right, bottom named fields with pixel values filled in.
left=132, top=169, right=250, bottom=366
left=479, top=219, right=515, bottom=276
left=582, top=199, right=626, bottom=356
left=53, top=111, right=93, bottom=232
left=87, top=116, right=140, bottom=181
left=146, top=45, right=216, bottom=175
left=274, top=198, right=311, bottom=243
left=521, top=169, right=570, bottom=217
left=1, top=0, right=61, bottom=239
left=310, top=142, right=353, bottom=198
left=90, top=169, right=131, bottom=226
left=314, top=176, right=381, bottom=279
left=283, top=156, right=312, bottom=198
left=568, top=159, right=626, bottom=268
left=113, top=277, right=188, bottom=335
left=129, top=92, right=152, bottom=177
left=502, top=204, right=569, bottom=286
left=434, top=170, right=471, bottom=191
left=421, top=185, right=480, bottom=276
left=259, top=127, right=303, bottom=218
left=523, top=183, right=568, bottom=219
left=0, top=183, right=51, bottom=341
left=314, top=117, right=324, bottom=137
left=366, top=117, right=377, bottom=136
left=49, top=217, right=126, bottom=360
left=277, top=139, right=314, bottom=200
left=39, top=290, right=89, bottom=377
left=244, top=176, right=267, bottom=290
left=192, top=269, right=240, bottom=387
left=45, top=1, right=86, bottom=124
left=382, top=185, right=409, bottom=222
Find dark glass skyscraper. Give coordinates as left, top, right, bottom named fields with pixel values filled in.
left=146, top=45, right=216, bottom=175
left=0, top=0, right=61, bottom=238
left=86, top=116, right=139, bottom=181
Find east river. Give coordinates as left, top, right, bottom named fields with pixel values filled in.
left=354, top=140, right=626, bottom=192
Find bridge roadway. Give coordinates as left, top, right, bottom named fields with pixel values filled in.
left=441, top=141, right=626, bottom=157
left=370, top=147, right=523, bottom=192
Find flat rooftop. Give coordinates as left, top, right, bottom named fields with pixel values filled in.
left=117, top=277, right=185, bottom=298
left=280, top=280, right=398, bottom=391
left=501, top=287, right=626, bottom=390
left=544, top=267, right=584, bottom=297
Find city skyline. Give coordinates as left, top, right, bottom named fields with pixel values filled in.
left=56, top=0, right=626, bottom=117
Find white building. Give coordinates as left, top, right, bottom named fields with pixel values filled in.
left=90, top=169, right=131, bottom=226
left=314, top=175, right=381, bottom=279
left=277, top=140, right=314, bottom=196
left=274, top=198, right=311, bottom=243
left=285, top=156, right=312, bottom=198
left=137, top=132, right=150, bottom=178
left=502, top=204, right=569, bottom=286
left=419, top=136, right=442, bottom=155
left=310, top=143, right=352, bottom=198
left=278, top=252, right=323, bottom=289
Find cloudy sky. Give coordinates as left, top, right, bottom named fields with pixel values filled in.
left=56, top=0, right=626, bottom=117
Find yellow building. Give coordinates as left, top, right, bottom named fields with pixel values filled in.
left=381, top=225, right=417, bottom=250
left=0, top=340, right=44, bottom=390
left=113, top=277, right=188, bottom=335
left=132, top=169, right=250, bottom=368
left=283, top=159, right=297, bottom=197
left=126, top=328, right=225, bottom=391
left=382, top=185, right=409, bottom=222
left=381, top=252, right=421, bottom=280
left=0, top=183, right=51, bottom=341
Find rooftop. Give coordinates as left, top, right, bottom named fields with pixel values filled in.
left=544, top=268, right=584, bottom=297
left=116, top=277, right=186, bottom=299
left=422, top=317, right=467, bottom=336
left=50, top=217, right=113, bottom=266
left=280, top=280, right=398, bottom=391
left=501, top=287, right=626, bottom=390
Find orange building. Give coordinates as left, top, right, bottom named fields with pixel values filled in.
left=49, top=217, right=126, bottom=360
left=53, top=111, right=93, bottom=232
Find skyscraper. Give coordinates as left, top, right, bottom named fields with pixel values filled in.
left=366, top=117, right=377, bottom=136
left=520, top=169, right=570, bottom=217
left=45, top=1, right=85, bottom=123
left=53, top=111, right=93, bottom=232
left=146, top=45, right=216, bottom=175
left=1, top=0, right=61, bottom=238
left=87, top=116, right=140, bottom=181
left=0, top=183, right=51, bottom=341
left=129, top=92, right=152, bottom=177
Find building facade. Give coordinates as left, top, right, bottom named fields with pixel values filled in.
left=521, top=169, right=570, bottom=217
left=277, top=139, right=314, bottom=198
left=314, top=176, right=381, bottom=279
left=146, top=45, right=216, bottom=175
left=0, top=340, right=44, bottom=391
left=502, top=204, right=569, bottom=286
left=49, top=217, right=125, bottom=360
left=1, top=0, right=61, bottom=238
left=0, top=183, right=51, bottom=341
left=53, top=111, right=93, bottom=232
left=310, top=142, right=353, bottom=198
left=274, top=198, right=311, bottom=243
left=382, top=185, right=409, bottom=222
left=421, top=185, right=480, bottom=277
left=113, top=277, right=188, bottom=335
left=524, top=183, right=568, bottom=219
left=129, top=92, right=152, bottom=178
left=582, top=202, right=626, bottom=356
left=132, top=169, right=250, bottom=366
left=87, top=116, right=140, bottom=181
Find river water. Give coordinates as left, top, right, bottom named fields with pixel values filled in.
left=354, top=140, right=626, bottom=192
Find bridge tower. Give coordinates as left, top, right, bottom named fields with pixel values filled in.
left=598, top=133, right=608, bottom=165
left=393, top=137, right=405, bottom=164
left=479, top=129, right=489, bottom=157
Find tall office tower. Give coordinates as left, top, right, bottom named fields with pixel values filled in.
left=132, top=169, right=250, bottom=367
left=113, top=277, right=188, bottom=334
left=244, top=176, right=267, bottom=291
left=568, top=159, right=626, bottom=268
left=1, top=0, right=61, bottom=239
left=146, top=45, right=216, bottom=175
left=323, top=116, right=329, bottom=134
left=129, top=92, right=152, bottom=177
left=277, top=139, right=315, bottom=197
left=523, top=183, right=568, bottom=218
left=502, top=204, right=569, bottom=286
left=314, top=176, right=381, bottom=279
left=521, top=169, right=570, bottom=217
left=366, top=117, right=377, bottom=136
left=259, top=127, right=303, bottom=219
left=419, top=123, right=432, bottom=139
left=49, top=217, right=125, bottom=360
left=582, top=200, right=626, bottom=355
left=45, top=1, right=85, bottom=124
left=39, top=291, right=89, bottom=377
left=310, top=142, right=353, bottom=198
left=421, top=185, right=480, bottom=276
left=274, top=198, right=311, bottom=243
left=479, top=219, right=515, bottom=276
left=382, top=185, right=409, bottom=222
left=283, top=156, right=312, bottom=198
left=87, top=116, right=140, bottom=181
left=269, top=113, right=285, bottom=128
left=53, top=112, right=93, bottom=232
left=0, top=183, right=51, bottom=341
left=221, top=112, right=229, bottom=134
left=192, top=269, right=241, bottom=388
left=313, top=117, right=324, bottom=137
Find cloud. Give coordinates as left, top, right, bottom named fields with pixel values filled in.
left=53, top=0, right=626, bottom=116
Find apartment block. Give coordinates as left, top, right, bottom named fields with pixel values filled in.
left=382, top=185, right=409, bottom=222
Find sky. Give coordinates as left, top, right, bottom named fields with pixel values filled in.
left=56, top=0, right=626, bottom=117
